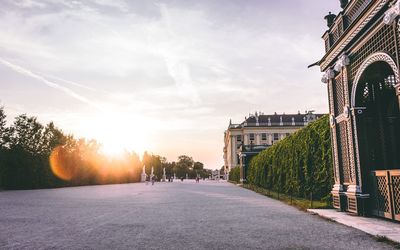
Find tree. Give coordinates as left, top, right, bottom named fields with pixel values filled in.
left=0, top=107, right=6, bottom=187
left=193, top=162, right=204, bottom=171
left=0, top=107, right=6, bottom=148
left=174, top=155, right=194, bottom=178
left=0, top=107, right=208, bottom=189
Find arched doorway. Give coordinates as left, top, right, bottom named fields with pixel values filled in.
left=353, top=58, right=400, bottom=219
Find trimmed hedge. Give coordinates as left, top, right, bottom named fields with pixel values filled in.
left=247, top=115, right=333, bottom=201
left=229, top=166, right=240, bottom=183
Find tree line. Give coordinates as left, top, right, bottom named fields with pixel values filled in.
left=0, top=107, right=208, bottom=190
left=247, top=115, right=333, bottom=201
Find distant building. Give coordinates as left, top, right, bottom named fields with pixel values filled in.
left=210, top=170, right=221, bottom=180
left=223, top=111, right=323, bottom=182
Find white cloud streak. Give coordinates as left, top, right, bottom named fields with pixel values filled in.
left=0, top=57, right=97, bottom=108
left=0, top=0, right=339, bottom=167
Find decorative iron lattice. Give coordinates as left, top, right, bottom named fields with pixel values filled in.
left=348, top=197, right=357, bottom=212
left=337, top=122, right=351, bottom=183
left=384, top=75, right=396, bottom=88
left=346, top=0, right=372, bottom=25
left=376, top=175, right=390, bottom=213
left=392, top=175, right=400, bottom=215
left=362, top=82, right=370, bottom=101
left=325, top=38, right=330, bottom=52
left=350, top=24, right=397, bottom=82
left=333, top=75, right=345, bottom=116
left=331, top=26, right=341, bottom=46
left=338, top=20, right=344, bottom=37
left=333, top=195, right=340, bottom=208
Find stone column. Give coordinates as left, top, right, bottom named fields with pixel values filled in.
left=141, top=165, right=147, bottom=182
left=162, top=167, right=166, bottom=182
left=232, top=136, right=237, bottom=165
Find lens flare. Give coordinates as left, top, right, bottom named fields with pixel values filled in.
left=49, top=146, right=74, bottom=181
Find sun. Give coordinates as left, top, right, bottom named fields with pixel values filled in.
left=81, top=111, right=153, bottom=157
left=97, top=125, right=149, bottom=157
left=101, top=141, right=126, bottom=157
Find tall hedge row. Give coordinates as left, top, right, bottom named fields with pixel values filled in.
left=229, top=166, right=240, bottom=183
left=247, top=115, right=333, bottom=201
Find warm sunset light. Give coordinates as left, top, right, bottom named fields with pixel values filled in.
left=85, top=111, right=153, bottom=157
left=3, top=1, right=400, bottom=249
left=49, top=146, right=74, bottom=181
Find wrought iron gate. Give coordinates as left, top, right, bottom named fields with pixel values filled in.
left=372, top=170, right=400, bottom=221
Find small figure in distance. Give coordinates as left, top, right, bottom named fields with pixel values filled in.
left=151, top=175, right=156, bottom=185
left=181, top=176, right=184, bottom=182
left=146, top=174, right=149, bottom=185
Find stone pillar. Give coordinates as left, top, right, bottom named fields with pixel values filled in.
left=231, top=135, right=236, bottom=166
left=162, top=167, right=166, bottom=182
left=150, top=166, right=154, bottom=181
left=141, top=165, right=146, bottom=182
left=239, top=153, right=246, bottom=183
left=396, top=83, right=400, bottom=109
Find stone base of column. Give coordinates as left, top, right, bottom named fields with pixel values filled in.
left=345, top=185, right=370, bottom=216
left=141, top=173, right=146, bottom=182
left=331, top=184, right=346, bottom=211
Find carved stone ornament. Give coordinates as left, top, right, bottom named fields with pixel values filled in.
left=330, top=114, right=335, bottom=127
left=334, top=54, right=350, bottom=72
left=398, top=18, right=400, bottom=32
left=384, top=0, right=400, bottom=25
left=344, top=105, right=350, bottom=118
left=321, top=69, right=335, bottom=83
left=395, top=83, right=400, bottom=96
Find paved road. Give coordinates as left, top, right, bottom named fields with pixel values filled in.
left=0, top=181, right=395, bottom=249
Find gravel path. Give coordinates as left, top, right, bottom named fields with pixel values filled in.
left=0, top=180, right=395, bottom=249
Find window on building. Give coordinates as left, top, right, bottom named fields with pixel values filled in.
left=249, top=133, right=255, bottom=141
left=261, top=133, right=267, bottom=140
left=236, top=135, right=242, bottom=142
left=273, top=133, right=279, bottom=141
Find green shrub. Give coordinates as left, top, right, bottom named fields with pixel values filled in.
left=229, top=166, right=240, bottom=183
left=247, top=115, right=333, bottom=200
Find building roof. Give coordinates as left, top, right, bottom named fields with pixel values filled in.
left=228, top=111, right=325, bottom=129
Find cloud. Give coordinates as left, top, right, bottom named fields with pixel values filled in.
left=11, top=0, right=47, bottom=9
left=156, top=3, right=201, bottom=105
left=0, top=57, right=96, bottom=107
left=0, top=0, right=336, bottom=167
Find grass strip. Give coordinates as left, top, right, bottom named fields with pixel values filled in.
left=242, top=184, right=331, bottom=211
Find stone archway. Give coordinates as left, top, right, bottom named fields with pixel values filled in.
left=351, top=52, right=400, bottom=219
left=351, top=52, right=399, bottom=107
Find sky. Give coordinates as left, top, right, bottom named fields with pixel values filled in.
left=0, top=0, right=341, bottom=168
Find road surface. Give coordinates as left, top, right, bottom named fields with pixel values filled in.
left=0, top=180, right=394, bottom=249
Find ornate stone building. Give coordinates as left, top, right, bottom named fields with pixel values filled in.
left=317, top=0, right=400, bottom=220
left=223, top=111, right=322, bottom=181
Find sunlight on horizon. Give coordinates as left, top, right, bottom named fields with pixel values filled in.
left=87, top=111, right=154, bottom=157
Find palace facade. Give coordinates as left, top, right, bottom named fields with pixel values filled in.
left=223, top=111, right=323, bottom=181
left=318, top=0, right=400, bottom=221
